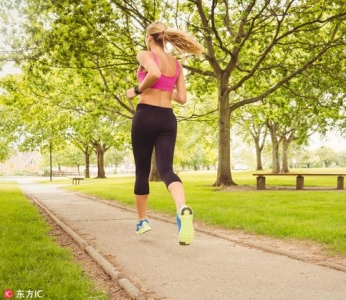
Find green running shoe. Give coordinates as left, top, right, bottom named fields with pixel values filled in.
left=136, top=219, right=151, bottom=234
left=177, top=206, right=194, bottom=245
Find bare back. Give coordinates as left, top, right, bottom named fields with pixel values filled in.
left=137, top=49, right=185, bottom=107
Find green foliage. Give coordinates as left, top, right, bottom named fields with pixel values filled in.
left=50, top=143, right=85, bottom=168
left=314, top=146, right=337, bottom=167
left=173, top=91, right=218, bottom=170
left=0, top=74, right=70, bottom=151
left=175, top=120, right=218, bottom=170
left=1, top=0, right=346, bottom=185
left=0, top=137, right=11, bottom=162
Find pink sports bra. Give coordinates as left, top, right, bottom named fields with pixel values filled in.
left=137, top=52, right=180, bottom=92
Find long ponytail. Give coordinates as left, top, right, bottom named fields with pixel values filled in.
left=146, top=21, right=204, bottom=56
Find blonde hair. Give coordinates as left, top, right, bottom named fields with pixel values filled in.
left=146, top=21, right=204, bottom=56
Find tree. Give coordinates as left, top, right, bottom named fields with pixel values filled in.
left=234, top=105, right=268, bottom=171
left=336, top=150, right=346, bottom=167
left=105, top=148, right=127, bottom=174
left=71, top=139, right=94, bottom=178
left=174, top=101, right=218, bottom=171
left=190, top=0, right=346, bottom=185
left=0, top=96, right=16, bottom=161
left=1, top=0, right=141, bottom=177
left=0, top=74, right=70, bottom=154
left=263, top=57, right=346, bottom=173
left=315, top=146, right=337, bottom=167
left=48, top=144, right=85, bottom=175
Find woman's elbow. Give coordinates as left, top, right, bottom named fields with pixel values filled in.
left=151, top=70, right=161, bottom=81
left=179, top=96, right=187, bottom=104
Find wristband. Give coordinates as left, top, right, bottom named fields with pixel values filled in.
left=134, top=85, right=143, bottom=95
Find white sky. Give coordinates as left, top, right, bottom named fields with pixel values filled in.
left=309, top=131, right=346, bottom=151
left=0, top=62, right=21, bottom=77
left=0, top=7, right=22, bottom=77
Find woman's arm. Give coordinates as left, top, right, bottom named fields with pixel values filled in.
left=171, top=62, right=187, bottom=104
left=126, top=51, right=161, bottom=99
left=136, top=51, right=161, bottom=91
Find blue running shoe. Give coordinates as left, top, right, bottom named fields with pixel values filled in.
left=136, top=219, right=151, bottom=234
left=177, top=206, right=194, bottom=245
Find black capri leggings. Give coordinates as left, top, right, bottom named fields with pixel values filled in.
left=131, top=103, right=182, bottom=195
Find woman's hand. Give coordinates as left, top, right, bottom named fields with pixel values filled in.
left=126, top=88, right=136, bottom=100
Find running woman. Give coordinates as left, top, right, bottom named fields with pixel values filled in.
left=126, top=21, right=204, bottom=245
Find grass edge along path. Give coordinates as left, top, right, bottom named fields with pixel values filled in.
left=64, top=170, right=346, bottom=256
left=0, top=181, right=109, bottom=300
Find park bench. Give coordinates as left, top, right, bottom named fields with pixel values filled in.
left=70, top=177, right=84, bottom=185
left=253, top=173, right=345, bottom=190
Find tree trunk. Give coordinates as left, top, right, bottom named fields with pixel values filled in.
left=75, top=142, right=92, bottom=178
left=271, top=140, right=280, bottom=173
left=251, top=124, right=267, bottom=171
left=93, top=141, right=107, bottom=178
left=281, top=131, right=296, bottom=173
left=254, top=137, right=264, bottom=171
left=267, top=121, right=280, bottom=173
left=281, top=138, right=290, bottom=173
left=215, top=78, right=236, bottom=186
left=96, top=148, right=106, bottom=178
left=82, top=145, right=92, bottom=178
left=84, top=150, right=90, bottom=178
left=149, top=148, right=161, bottom=182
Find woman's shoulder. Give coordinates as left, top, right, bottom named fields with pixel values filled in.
left=137, top=50, right=154, bottom=60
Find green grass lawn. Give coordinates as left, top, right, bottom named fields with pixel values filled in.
left=0, top=181, right=108, bottom=300
left=64, top=169, right=346, bottom=256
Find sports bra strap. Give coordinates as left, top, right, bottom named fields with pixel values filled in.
left=136, top=51, right=180, bottom=92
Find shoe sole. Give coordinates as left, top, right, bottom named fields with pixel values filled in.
left=136, top=224, right=151, bottom=234
left=136, top=228, right=151, bottom=234
left=179, top=206, right=194, bottom=245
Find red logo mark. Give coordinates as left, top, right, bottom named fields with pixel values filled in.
left=4, top=290, right=14, bottom=299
